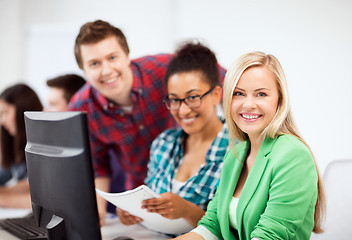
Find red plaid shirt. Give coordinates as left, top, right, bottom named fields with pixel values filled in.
left=69, top=54, right=177, bottom=189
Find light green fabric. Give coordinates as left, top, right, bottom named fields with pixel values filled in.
left=198, top=135, right=318, bottom=240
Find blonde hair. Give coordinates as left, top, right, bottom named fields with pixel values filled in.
left=223, top=51, right=325, bottom=233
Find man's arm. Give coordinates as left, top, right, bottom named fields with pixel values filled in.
left=94, top=176, right=110, bottom=225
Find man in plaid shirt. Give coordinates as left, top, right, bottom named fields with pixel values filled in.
left=68, top=20, right=176, bottom=221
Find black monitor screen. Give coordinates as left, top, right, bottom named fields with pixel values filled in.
left=24, top=111, right=101, bottom=240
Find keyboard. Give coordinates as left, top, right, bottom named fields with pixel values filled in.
left=0, top=215, right=47, bottom=240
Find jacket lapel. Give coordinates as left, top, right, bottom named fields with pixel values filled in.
left=219, top=141, right=248, bottom=239
left=236, top=137, right=276, bottom=234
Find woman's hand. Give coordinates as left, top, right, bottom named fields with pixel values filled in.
left=116, top=207, right=143, bottom=225
left=141, top=192, right=188, bottom=219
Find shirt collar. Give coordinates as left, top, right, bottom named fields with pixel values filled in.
left=236, top=135, right=277, bottom=163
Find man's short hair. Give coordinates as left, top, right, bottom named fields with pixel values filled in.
left=74, top=20, right=130, bottom=69
left=46, top=74, right=86, bottom=102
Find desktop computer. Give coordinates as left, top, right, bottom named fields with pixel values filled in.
left=23, top=111, right=101, bottom=240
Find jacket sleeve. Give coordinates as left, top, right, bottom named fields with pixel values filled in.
left=251, top=138, right=318, bottom=239
left=197, top=179, right=223, bottom=239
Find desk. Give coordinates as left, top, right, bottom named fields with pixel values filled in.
left=102, top=216, right=169, bottom=240
left=0, top=207, right=32, bottom=219
left=0, top=208, right=170, bottom=240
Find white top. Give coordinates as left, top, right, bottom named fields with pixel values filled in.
left=229, top=197, right=239, bottom=230
left=120, top=105, right=133, bottom=113
left=171, top=178, right=186, bottom=193
left=191, top=225, right=219, bottom=240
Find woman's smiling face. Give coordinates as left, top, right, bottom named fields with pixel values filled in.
left=231, top=66, right=279, bottom=141
left=167, top=71, right=220, bottom=135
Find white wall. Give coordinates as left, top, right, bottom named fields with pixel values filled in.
left=1, top=0, right=351, bottom=173
left=0, top=0, right=24, bottom=89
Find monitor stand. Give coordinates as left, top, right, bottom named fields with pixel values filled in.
left=32, top=203, right=67, bottom=240
left=46, top=215, right=66, bottom=240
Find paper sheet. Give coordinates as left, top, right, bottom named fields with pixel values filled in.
left=96, top=185, right=193, bottom=235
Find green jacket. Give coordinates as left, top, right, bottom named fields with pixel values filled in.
left=198, top=134, right=318, bottom=240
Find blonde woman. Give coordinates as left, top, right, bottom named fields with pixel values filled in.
left=174, top=52, right=325, bottom=240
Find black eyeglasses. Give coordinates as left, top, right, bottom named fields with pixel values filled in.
left=163, top=88, right=214, bottom=110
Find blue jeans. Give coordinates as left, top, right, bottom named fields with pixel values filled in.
left=0, top=162, right=27, bottom=186
left=0, top=167, right=12, bottom=185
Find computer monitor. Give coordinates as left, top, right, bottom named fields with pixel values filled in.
left=24, top=111, right=101, bottom=240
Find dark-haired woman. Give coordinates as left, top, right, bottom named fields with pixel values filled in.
left=116, top=42, right=229, bottom=229
left=0, top=83, right=43, bottom=208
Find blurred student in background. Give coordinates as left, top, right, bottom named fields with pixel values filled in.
left=116, top=42, right=229, bottom=230
left=45, top=73, right=86, bottom=111
left=44, top=73, right=125, bottom=214
left=0, top=83, right=43, bottom=208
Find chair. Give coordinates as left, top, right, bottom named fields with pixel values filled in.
left=311, top=159, right=352, bottom=240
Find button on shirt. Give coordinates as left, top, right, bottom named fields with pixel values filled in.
left=69, top=54, right=177, bottom=189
